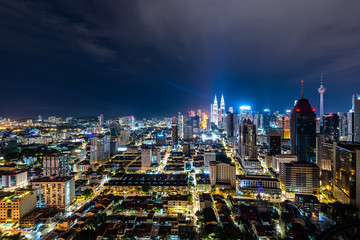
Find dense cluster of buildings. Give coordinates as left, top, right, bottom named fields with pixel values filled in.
left=0, top=80, right=359, bottom=239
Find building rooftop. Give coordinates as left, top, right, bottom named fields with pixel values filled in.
left=238, top=175, right=279, bottom=182
left=0, top=169, right=28, bottom=175
left=105, top=174, right=188, bottom=187
left=273, top=154, right=297, bottom=158
left=295, top=194, right=320, bottom=203
left=165, top=195, right=188, bottom=201
left=0, top=190, right=34, bottom=202
left=283, top=161, right=318, bottom=168
left=31, top=176, right=74, bottom=182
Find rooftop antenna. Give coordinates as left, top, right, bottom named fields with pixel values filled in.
left=301, top=80, right=304, bottom=99
left=320, top=73, right=323, bottom=86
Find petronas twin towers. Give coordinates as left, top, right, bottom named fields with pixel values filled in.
left=211, top=94, right=225, bottom=126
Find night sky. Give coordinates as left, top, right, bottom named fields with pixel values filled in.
left=1, top=1, right=360, bottom=119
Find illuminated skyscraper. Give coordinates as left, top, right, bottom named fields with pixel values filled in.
left=220, top=94, right=225, bottom=122
left=348, top=111, right=354, bottom=141
left=291, top=81, right=316, bottom=162
left=226, top=112, right=238, bottom=139
left=338, top=112, right=348, bottom=139
left=89, top=134, right=110, bottom=165
left=352, top=94, right=360, bottom=142
left=178, top=112, right=184, bottom=139
left=98, top=114, right=104, bottom=126
left=239, top=119, right=257, bottom=159
left=323, top=113, right=339, bottom=141
left=172, top=118, right=179, bottom=148
left=318, top=74, right=326, bottom=126
left=239, top=106, right=252, bottom=123
left=212, top=95, right=219, bottom=126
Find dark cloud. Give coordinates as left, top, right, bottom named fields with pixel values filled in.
left=0, top=0, right=360, bottom=119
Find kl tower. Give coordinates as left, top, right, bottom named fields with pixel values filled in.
left=318, top=74, right=326, bottom=126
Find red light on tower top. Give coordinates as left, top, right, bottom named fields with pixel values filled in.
left=301, top=80, right=304, bottom=99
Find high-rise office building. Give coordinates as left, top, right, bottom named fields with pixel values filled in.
left=89, top=134, right=110, bottom=165
left=172, top=118, right=179, bottom=148
left=290, top=81, right=316, bottom=162
left=239, top=106, right=252, bottom=124
left=155, top=133, right=166, bottom=146
left=212, top=95, right=219, bottom=126
left=141, top=146, right=161, bottom=171
left=322, top=142, right=360, bottom=207
left=31, top=176, right=75, bottom=209
left=178, top=112, right=184, bottom=139
left=239, top=119, right=257, bottom=159
left=220, top=94, right=225, bottom=122
left=209, top=158, right=236, bottom=188
left=226, top=112, right=238, bottom=139
left=43, top=153, right=70, bottom=177
left=271, top=154, right=297, bottom=173
left=191, top=115, right=200, bottom=134
left=184, top=123, right=193, bottom=140
left=352, top=94, right=360, bottom=142
left=204, top=151, right=216, bottom=170
left=348, top=111, right=354, bottom=142
left=338, top=112, right=348, bottom=139
left=268, top=133, right=281, bottom=156
left=280, top=161, right=320, bottom=196
left=323, top=113, right=339, bottom=141
left=260, top=109, right=270, bottom=133
left=119, top=128, right=131, bottom=145
left=98, top=114, right=104, bottom=126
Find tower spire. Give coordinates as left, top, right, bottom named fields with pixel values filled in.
left=318, top=74, right=326, bottom=125
left=301, top=80, right=304, bottom=99
left=220, top=94, right=225, bottom=109
left=213, top=95, right=219, bottom=126
left=320, top=73, right=324, bottom=86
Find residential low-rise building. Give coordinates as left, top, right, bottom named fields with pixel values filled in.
left=164, top=195, right=188, bottom=213
left=195, top=174, right=211, bottom=192
left=199, top=193, right=213, bottom=210
left=237, top=175, right=281, bottom=200
left=295, top=194, right=320, bottom=216
left=105, top=174, right=188, bottom=193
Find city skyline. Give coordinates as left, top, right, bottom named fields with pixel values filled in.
left=2, top=1, right=360, bottom=239
left=1, top=1, right=360, bottom=118
left=0, top=84, right=354, bottom=121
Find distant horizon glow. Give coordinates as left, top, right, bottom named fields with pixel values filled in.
left=240, top=106, right=252, bottom=111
